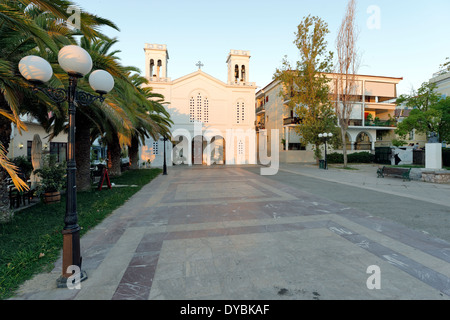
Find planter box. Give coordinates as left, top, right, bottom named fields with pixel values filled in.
left=44, top=191, right=61, bottom=204
left=421, top=171, right=450, bottom=184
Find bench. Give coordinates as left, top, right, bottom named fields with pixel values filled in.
left=377, top=166, right=411, bottom=181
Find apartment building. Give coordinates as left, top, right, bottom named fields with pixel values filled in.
left=255, top=73, right=403, bottom=163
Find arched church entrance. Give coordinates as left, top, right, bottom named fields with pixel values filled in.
left=210, top=136, right=226, bottom=165
left=192, top=135, right=207, bottom=165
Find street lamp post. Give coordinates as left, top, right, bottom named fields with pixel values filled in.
left=318, top=132, right=333, bottom=170
left=161, top=136, right=168, bottom=175
left=19, top=46, right=114, bottom=288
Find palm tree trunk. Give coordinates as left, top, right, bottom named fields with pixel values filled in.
left=0, top=104, right=12, bottom=216
left=129, top=136, right=140, bottom=170
left=107, top=133, right=122, bottom=177
left=75, top=111, right=92, bottom=191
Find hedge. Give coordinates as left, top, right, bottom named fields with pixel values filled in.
left=327, top=152, right=375, bottom=164
left=443, top=148, right=450, bottom=167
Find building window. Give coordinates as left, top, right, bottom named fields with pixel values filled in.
left=190, top=93, right=209, bottom=123
left=152, top=141, right=159, bottom=155
left=236, top=101, right=245, bottom=124
left=190, top=97, right=195, bottom=122
left=50, top=142, right=67, bottom=163
left=196, top=93, right=202, bottom=122
left=236, top=102, right=240, bottom=124
left=204, top=97, right=209, bottom=123
left=238, top=140, right=244, bottom=155
left=26, top=141, right=33, bottom=162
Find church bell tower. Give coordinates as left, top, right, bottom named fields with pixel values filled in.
left=226, top=50, right=250, bottom=84
left=144, top=43, right=169, bottom=79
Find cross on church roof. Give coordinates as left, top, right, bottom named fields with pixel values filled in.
left=196, top=61, right=204, bottom=70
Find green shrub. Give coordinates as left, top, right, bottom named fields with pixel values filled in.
left=326, top=152, right=374, bottom=164
left=348, top=152, right=375, bottom=163
left=443, top=148, right=450, bottom=167
left=12, top=156, right=33, bottom=179
left=327, top=153, right=344, bottom=164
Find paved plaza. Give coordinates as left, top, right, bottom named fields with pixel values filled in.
left=10, top=164, right=450, bottom=300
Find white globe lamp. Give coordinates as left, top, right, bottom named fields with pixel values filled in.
left=18, top=55, right=53, bottom=84
left=58, top=45, right=93, bottom=77
left=89, top=70, right=114, bottom=94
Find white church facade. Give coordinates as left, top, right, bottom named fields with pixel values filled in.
left=139, top=44, right=257, bottom=167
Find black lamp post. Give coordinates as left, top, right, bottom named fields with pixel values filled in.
left=161, top=136, right=168, bottom=175
left=318, top=132, right=333, bottom=170
left=19, top=46, right=114, bottom=288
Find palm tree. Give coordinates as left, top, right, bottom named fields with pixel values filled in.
left=0, top=0, right=118, bottom=208
left=0, top=0, right=63, bottom=200
left=73, top=38, right=172, bottom=185
left=72, top=37, right=138, bottom=186
left=125, top=74, right=172, bottom=169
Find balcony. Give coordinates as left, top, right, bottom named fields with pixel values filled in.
left=364, top=119, right=397, bottom=128
left=283, top=117, right=302, bottom=126
left=256, top=106, right=265, bottom=114
left=255, top=123, right=265, bottom=132
left=283, top=93, right=295, bottom=104
left=348, top=119, right=397, bottom=128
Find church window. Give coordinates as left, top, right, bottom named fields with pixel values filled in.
left=238, top=140, right=244, bottom=155
left=152, top=141, right=159, bottom=155
left=234, top=65, right=239, bottom=82
left=189, top=97, right=195, bottom=122
left=236, top=102, right=240, bottom=124
left=241, top=65, right=246, bottom=82
left=236, top=100, right=245, bottom=124
left=203, top=97, right=209, bottom=123
left=190, top=93, right=209, bottom=123
left=196, top=93, right=202, bottom=122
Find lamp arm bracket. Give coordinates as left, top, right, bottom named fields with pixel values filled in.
left=33, top=86, right=68, bottom=104
left=75, top=91, right=105, bottom=106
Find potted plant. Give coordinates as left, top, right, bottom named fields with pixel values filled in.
left=34, top=155, right=66, bottom=204
left=365, top=113, right=373, bottom=125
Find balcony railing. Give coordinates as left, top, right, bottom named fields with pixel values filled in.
left=283, top=117, right=302, bottom=126
left=228, top=81, right=256, bottom=86
left=147, top=76, right=171, bottom=82
left=256, top=106, right=265, bottom=114
left=255, top=123, right=266, bottom=132
left=364, top=119, right=397, bottom=128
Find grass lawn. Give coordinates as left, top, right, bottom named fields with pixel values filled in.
left=0, top=168, right=161, bottom=300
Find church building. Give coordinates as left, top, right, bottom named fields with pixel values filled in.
left=139, top=44, right=257, bottom=167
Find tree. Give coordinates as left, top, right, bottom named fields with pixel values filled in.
left=334, top=0, right=360, bottom=167
left=395, top=82, right=450, bottom=143
left=0, top=0, right=118, bottom=198
left=273, top=15, right=339, bottom=160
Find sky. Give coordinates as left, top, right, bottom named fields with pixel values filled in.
left=72, top=0, right=450, bottom=96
